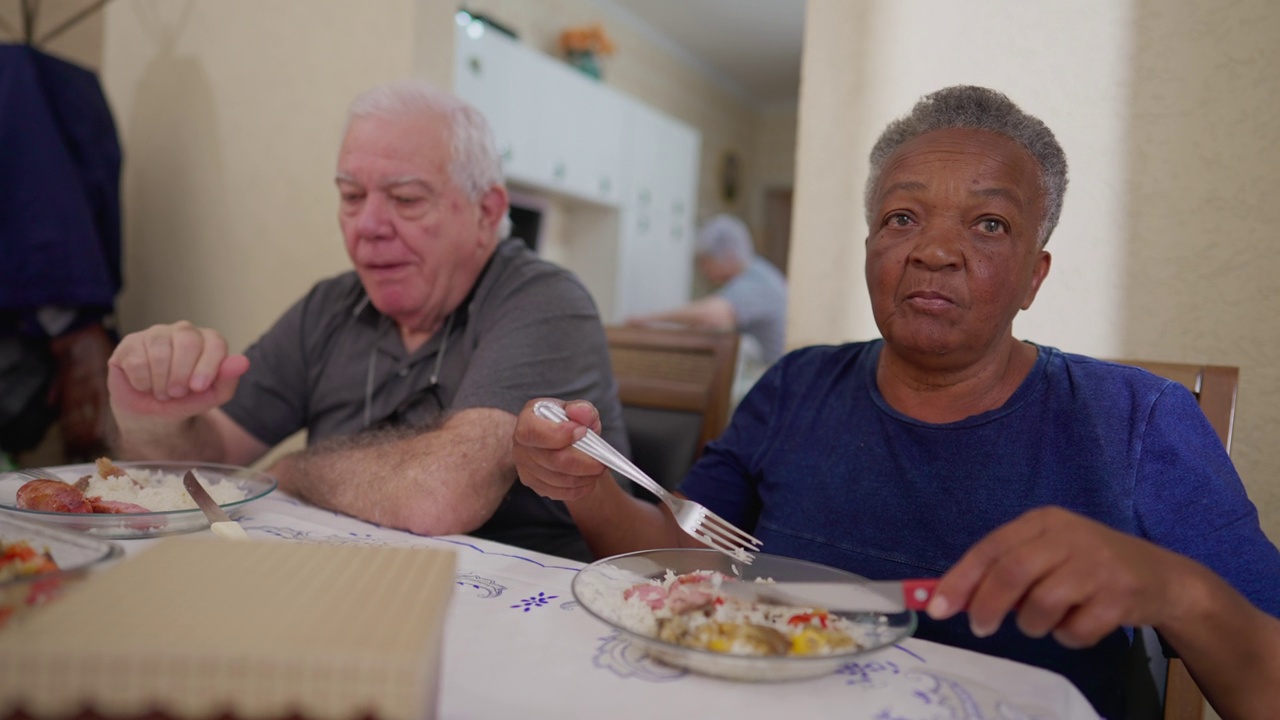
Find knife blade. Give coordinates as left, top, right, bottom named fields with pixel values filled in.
left=717, top=578, right=938, bottom=614
left=183, top=470, right=249, bottom=540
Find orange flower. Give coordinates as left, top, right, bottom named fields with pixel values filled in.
left=559, top=23, right=616, bottom=56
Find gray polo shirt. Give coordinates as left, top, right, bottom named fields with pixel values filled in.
left=718, top=256, right=788, bottom=365
left=222, top=238, right=627, bottom=560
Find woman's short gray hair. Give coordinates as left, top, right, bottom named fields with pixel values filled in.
left=345, top=79, right=511, bottom=239
left=864, top=86, right=1068, bottom=247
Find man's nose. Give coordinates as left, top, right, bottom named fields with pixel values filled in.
left=909, top=224, right=964, bottom=271
left=354, top=194, right=393, bottom=238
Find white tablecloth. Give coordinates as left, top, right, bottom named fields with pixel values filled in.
left=118, top=493, right=1101, bottom=720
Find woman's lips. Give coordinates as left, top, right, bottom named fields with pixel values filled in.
left=904, top=290, right=956, bottom=311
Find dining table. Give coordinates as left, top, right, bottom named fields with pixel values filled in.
left=109, top=490, right=1103, bottom=720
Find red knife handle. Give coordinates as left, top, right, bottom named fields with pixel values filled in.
left=901, top=579, right=939, bottom=610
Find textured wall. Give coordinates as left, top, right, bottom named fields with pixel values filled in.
left=99, top=0, right=453, bottom=354
left=1121, top=0, right=1280, bottom=542
left=792, top=0, right=1279, bottom=547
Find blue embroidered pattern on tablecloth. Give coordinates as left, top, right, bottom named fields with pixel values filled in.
left=511, top=591, right=558, bottom=612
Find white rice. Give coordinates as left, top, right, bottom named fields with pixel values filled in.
left=81, top=468, right=247, bottom=512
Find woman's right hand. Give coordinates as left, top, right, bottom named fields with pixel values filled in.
left=513, top=398, right=612, bottom=502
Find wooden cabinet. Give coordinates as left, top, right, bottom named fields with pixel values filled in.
left=452, top=23, right=700, bottom=321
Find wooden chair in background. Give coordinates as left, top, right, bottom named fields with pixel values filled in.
left=1109, top=359, right=1239, bottom=720
left=605, top=325, right=739, bottom=492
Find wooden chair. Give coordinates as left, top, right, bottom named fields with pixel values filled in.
left=605, top=325, right=739, bottom=491
left=1109, top=359, right=1239, bottom=720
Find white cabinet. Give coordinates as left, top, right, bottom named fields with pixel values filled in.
left=454, top=25, right=623, bottom=206
left=452, top=23, right=700, bottom=322
left=616, top=97, right=701, bottom=318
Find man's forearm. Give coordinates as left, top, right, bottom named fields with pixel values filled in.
left=273, top=408, right=517, bottom=536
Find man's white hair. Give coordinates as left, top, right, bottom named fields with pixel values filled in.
left=345, top=79, right=511, bottom=240
left=695, top=214, right=754, bottom=265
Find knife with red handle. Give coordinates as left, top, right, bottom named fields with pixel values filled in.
left=718, top=578, right=940, bottom=614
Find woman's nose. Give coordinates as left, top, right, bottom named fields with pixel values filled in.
left=909, top=225, right=964, bottom=271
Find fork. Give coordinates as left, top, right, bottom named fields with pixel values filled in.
left=533, top=400, right=762, bottom=564
left=9, top=467, right=64, bottom=482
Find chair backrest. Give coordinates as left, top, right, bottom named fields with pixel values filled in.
left=606, top=325, right=739, bottom=491
left=1109, top=359, right=1239, bottom=720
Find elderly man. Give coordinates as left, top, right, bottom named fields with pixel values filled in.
left=107, top=80, right=626, bottom=562
left=512, top=86, right=1280, bottom=717
left=627, top=214, right=787, bottom=366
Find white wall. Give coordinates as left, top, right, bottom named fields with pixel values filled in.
left=101, top=0, right=453, bottom=353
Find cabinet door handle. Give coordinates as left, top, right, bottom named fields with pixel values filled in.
left=468, top=57, right=483, bottom=76
left=553, top=162, right=566, bottom=179
left=599, top=176, right=611, bottom=194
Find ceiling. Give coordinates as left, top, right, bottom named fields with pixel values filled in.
left=600, top=0, right=807, bottom=108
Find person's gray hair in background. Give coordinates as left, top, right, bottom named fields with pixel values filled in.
left=695, top=214, right=755, bottom=265
left=864, top=85, right=1068, bottom=248
left=345, top=79, right=513, bottom=240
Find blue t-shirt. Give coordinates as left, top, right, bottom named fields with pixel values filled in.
left=681, top=340, right=1280, bottom=717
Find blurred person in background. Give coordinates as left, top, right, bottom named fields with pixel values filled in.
left=627, top=214, right=788, bottom=370
left=0, top=44, right=122, bottom=470
left=105, top=80, right=626, bottom=562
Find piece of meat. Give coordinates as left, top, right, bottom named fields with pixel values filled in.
left=72, top=475, right=90, bottom=492
left=14, top=479, right=93, bottom=514
left=87, top=497, right=152, bottom=514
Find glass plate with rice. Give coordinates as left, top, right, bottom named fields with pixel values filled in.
left=0, top=461, right=276, bottom=539
left=572, top=548, right=917, bottom=682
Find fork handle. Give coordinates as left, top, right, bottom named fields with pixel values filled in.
left=532, top=401, right=668, bottom=500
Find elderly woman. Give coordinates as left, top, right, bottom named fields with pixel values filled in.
left=513, top=86, right=1280, bottom=718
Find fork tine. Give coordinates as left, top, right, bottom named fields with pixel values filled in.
left=693, top=530, right=755, bottom=564
left=696, top=519, right=759, bottom=556
left=700, top=510, right=763, bottom=549
left=689, top=511, right=756, bottom=550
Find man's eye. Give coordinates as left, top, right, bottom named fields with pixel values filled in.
left=393, top=196, right=424, bottom=206
left=978, top=218, right=1007, bottom=233
left=887, top=213, right=912, bottom=227
left=340, top=193, right=363, bottom=204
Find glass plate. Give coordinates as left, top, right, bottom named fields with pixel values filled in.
left=0, top=462, right=277, bottom=539
left=572, top=548, right=917, bottom=682
left=0, top=514, right=123, bottom=630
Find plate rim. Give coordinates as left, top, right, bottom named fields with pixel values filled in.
left=571, top=547, right=918, bottom=669
left=0, top=461, right=278, bottom=518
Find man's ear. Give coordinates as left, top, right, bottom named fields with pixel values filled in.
left=1020, top=251, right=1052, bottom=310
left=477, top=186, right=509, bottom=243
